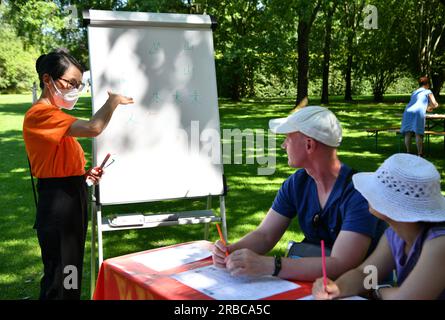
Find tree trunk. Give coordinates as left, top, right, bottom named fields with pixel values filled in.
left=296, top=21, right=310, bottom=106
left=230, top=84, right=240, bottom=101
left=344, top=34, right=354, bottom=101
left=373, top=91, right=384, bottom=102
left=295, top=1, right=322, bottom=107
left=321, top=4, right=337, bottom=104
left=230, top=57, right=241, bottom=101
left=342, top=1, right=365, bottom=102
left=432, top=70, right=445, bottom=98
left=373, top=75, right=385, bottom=102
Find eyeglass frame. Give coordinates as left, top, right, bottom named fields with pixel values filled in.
left=58, top=77, right=85, bottom=91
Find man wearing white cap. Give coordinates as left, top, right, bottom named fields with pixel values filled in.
left=213, top=106, right=385, bottom=281
left=313, top=153, right=445, bottom=299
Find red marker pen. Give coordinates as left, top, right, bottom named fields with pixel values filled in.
left=99, top=153, right=111, bottom=169
left=86, top=153, right=111, bottom=186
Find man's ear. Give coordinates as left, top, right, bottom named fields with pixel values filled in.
left=305, top=138, right=311, bottom=151
left=306, top=138, right=316, bottom=153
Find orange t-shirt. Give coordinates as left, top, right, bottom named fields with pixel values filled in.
left=23, top=103, right=86, bottom=178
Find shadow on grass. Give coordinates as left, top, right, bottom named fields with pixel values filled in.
left=0, top=129, right=42, bottom=299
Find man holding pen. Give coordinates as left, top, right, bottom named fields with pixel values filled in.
left=212, top=106, right=386, bottom=281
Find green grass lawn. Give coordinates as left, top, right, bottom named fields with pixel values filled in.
left=1, top=93, right=444, bottom=300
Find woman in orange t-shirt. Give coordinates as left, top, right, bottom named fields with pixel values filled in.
left=23, top=49, right=133, bottom=300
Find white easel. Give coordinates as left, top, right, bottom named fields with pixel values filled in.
left=83, top=9, right=228, bottom=298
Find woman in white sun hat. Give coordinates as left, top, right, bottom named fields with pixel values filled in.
left=312, top=153, right=445, bottom=300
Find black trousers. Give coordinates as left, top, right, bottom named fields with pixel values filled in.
left=35, top=175, right=88, bottom=300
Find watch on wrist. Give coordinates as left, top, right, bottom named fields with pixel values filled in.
left=372, top=284, right=392, bottom=300
left=272, top=256, right=282, bottom=277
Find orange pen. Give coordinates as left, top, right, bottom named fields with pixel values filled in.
left=216, top=223, right=229, bottom=257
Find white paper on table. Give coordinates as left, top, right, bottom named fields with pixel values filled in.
left=298, top=295, right=367, bottom=300
left=171, top=265, right=300, bottom=300
left=130, top=243, right=212, bottom=272
left=341, top=296, right=367, bottom=300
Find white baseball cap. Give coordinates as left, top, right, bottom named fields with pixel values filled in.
left=268, top=106, right=342, bottom=147
left=353, top=153, right=445, bottom=222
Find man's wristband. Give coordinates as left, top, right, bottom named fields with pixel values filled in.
left=372, top=284, right=391, bottom=300
left=272, top=256, right=282, bottom=277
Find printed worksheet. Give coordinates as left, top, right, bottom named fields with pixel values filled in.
left=171, top=265, right=300, bottom=300
left=298, top=295, right=367, bottom=300
left=131, top=243, right=212, bottom=271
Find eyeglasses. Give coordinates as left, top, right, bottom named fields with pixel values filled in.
left=58, top=77, right=85, bottom=91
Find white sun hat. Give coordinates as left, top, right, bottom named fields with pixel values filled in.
left=352, top=153, right=445, bottom=222
left=268, top=106, right=342, bottom=147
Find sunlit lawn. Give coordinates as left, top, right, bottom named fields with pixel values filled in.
left=0, top=92, right=444, bottom=299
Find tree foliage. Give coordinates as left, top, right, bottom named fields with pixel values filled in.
left=2, top=0, right=67, bottom=53
left=356, top=0, right=411, bottom=101
left=0, top=5, right=39, bottom=93
left=1, top=0, right=444, bottom=99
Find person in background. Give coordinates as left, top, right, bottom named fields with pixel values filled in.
left=23, top=48, right=134, bottom=299
left=32, top=81, right=38, bottom=103
left=400, top=76, right=439, bottom=157
left=213, top=106, right=386, bottom=281
left=312, top=153, right=445, bottom=300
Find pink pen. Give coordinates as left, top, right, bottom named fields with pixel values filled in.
left=321, top=240, right=327, bottom=290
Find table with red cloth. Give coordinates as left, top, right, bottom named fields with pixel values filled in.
left=93, top=240, right=313, bottom=300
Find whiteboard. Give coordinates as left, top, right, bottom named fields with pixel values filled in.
left=86, top=10, right=224, bottom=205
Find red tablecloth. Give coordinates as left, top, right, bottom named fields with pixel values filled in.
left=93, top=240, right=312, bottom=300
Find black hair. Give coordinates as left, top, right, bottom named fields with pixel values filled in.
left=35, top=48, right=84, bottom=90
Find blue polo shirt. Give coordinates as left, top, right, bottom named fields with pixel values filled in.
left=272, top=164, right=384, bottom=249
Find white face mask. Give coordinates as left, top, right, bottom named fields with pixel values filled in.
left=48, top=77, right=80, bottom=110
